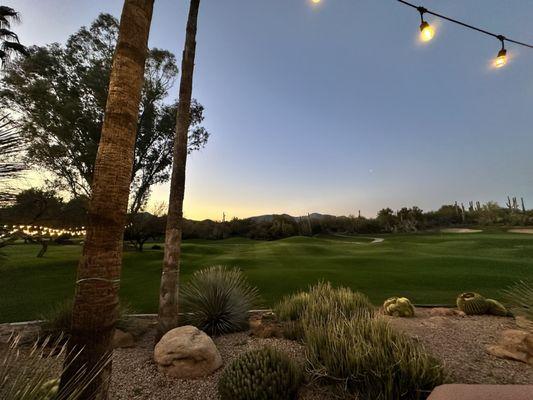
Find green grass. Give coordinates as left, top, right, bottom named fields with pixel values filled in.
left=1, top=231, right=533, bottom=323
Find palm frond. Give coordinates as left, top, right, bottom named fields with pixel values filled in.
left=503, top=280, right=533, bottom=322
left=0, top=28, right=18, bottom=42
left=1, top=40, right=27, bottom=56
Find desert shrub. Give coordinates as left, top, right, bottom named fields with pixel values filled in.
left=218, top=347, right=302, bottom=400
left=274, top=282, right=374, bottom=340
left=40, top=299, right=133, bottom=340
left=0, top=335, right=110, bottom=400
left=503, top=280, right=533, bottom=322
left=305, top=314, right=446, bottom=400
left=383, top=296, right=416, bottom=317
left=181, top=265, right=259, bottom=336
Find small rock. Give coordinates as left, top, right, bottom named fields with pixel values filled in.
left=486, top=329, right=533, bottom=365
left=154, top=325, right=222, bottom=379
left=113, top=329, right=135, bottom=348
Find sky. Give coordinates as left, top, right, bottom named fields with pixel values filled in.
left=7, top=0, right=533, bottom=220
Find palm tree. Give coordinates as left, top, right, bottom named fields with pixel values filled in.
left=0, top=6, right=28, bottom=67
left=0, top=115, right=24, bottom=204
left=58, top=1, right=155, bottom=399
left=157, top=0, right=201, bottom=339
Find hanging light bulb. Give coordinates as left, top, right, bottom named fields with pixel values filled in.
left=417, top=7, right=435, bottom=43
left=420, top=21, right=435, bottom=42
left=494, top=36, right=507, bottom=68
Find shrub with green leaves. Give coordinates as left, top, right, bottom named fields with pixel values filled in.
left=218, top=347, right=302, bottom=400
left=305, top=314, right=446, bottom=400
left=181, top=265, right=259, bottom=336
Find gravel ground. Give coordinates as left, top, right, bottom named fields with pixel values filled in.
left=387, top=309, right=533, bottom=385
left=2, top=311, right=532, bottom=399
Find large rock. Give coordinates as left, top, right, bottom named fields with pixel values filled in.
left=486, top=329, right=533, bottom=365
left=154, top=325, right=222, bottom=379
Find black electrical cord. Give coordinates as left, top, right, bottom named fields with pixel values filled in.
left=397, top=0, right=533, bottom=49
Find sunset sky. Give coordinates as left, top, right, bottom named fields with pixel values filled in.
left=8, top=0, right=533, bottom=221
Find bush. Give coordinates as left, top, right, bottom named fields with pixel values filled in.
left=274, top=282, right=374, bottom=340
left=218, top=347, right=302, bottom=400
left=40, top=299, right=133, bottom=340
left=181, top=266, right=259, bottom=336
left=305, top=314, right=446, bottom=399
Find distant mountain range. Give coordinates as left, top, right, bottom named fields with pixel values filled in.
left=247, top=213, right=335, bottom=223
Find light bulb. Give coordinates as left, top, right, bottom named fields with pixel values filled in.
left=494, top=49, right=507, bottom=68
left=420, top=21, right=435, bottom=42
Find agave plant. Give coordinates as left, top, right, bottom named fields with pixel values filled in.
left=0, top=334, right=110, bottom=400
left=503, top=280, right=533, bottom=324
left=181, top=265, right=260, bottom=336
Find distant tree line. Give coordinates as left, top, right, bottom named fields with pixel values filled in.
left=2, top=188, right=533, bottom=248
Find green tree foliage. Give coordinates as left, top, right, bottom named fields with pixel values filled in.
left=0, top=14, right=209, bottom=212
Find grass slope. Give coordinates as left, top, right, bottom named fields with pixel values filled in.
left=1, top=232, right=532, bottom=323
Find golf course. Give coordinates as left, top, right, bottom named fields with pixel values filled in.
left=1, top=230, right=533, bottom=323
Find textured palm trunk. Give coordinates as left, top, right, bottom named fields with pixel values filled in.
left=157, top=0, right=201, bottom=340
left=58, top=1, right=154, bottom=399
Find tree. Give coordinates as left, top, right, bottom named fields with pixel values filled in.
left=0, top=6, right=27, bottom=68
left=124, top=212, right=165, bottom=251
left=157, top=0, right=201, bottom=338
left=1, top=14, right=209, bottom=213
left=0, top=115, right=24, bottom=204
left=58, top=1, right=155, bottom=399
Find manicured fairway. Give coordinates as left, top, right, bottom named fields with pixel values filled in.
left=1, top=231, right=533, bottom=323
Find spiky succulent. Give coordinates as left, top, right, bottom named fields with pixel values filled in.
left=457, top=292, right=489, bottom=315
left=181, top=266, right=259, bottom=336
left=383, top=296, right=416, bottom=317
left=485, top=299, right=510, bottom=316
left=218, top=347, right=302, bottom=400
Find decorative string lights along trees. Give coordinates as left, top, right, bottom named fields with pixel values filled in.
left=310, top=0, right=533, bottom=69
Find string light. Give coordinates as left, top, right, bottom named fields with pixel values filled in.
left=396, top=0, right=533, bottom=68
left=417, top=7, right=435, bottom=42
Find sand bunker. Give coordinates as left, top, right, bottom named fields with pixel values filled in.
left=441, top=228, right=483, bottom=233
left=508, top=229, right=533, bottom=235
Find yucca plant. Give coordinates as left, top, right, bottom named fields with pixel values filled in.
left=181, top=266, right=260, bottom=336
left=503, top=280, right=533, bottom=326
left=0, top=334, right=110, bottom=400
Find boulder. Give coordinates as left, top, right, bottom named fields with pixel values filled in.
left=154, top=325, right=222, bottom=379
left=249, top=313, right=283, bottom=339
left=486, top=329, right=533, bottom=365
left=112, top=329, right=135, bottom=348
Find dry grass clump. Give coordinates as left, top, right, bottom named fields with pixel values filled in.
left=0, top=334, right=109, bottom=400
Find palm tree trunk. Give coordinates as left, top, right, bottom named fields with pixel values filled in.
left=58, top=1, right=154, bottom=399
left=157, top=0, right=201, bottom=339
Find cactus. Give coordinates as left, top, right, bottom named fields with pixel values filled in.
left=486, top=298, right=510, bottom=316
left=456, top=292, right=489, bottom=315
left=383, top=297, right=415, bottom=317
left=218, top=347, right=302, bottom=400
